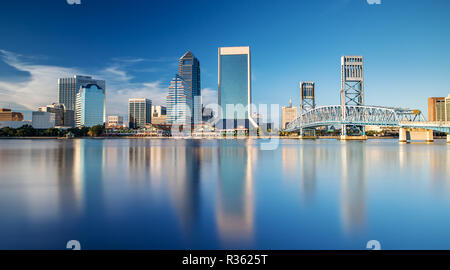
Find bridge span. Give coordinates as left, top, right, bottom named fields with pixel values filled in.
left=285, top=105, right=450, bottom=142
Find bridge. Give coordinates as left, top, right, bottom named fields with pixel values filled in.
left=285, top=104, right=450, bottom=142
left=286, top=55, right=450, bottom=142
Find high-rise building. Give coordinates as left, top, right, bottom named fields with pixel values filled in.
left=75, top=84, right=106, bottom=128
left=58, top=75, right=106, bottom=111
left=167, top=74, right=191, bottom=126
left=428, top=97, right=446, bottom=122
left=128, top=98, right=152, bottom=129
left=281, top=99, right=298, bottom=130
left=218, top=46, right=257, bottom=129
left=0, top=108, right=24, bottom=122
left=107, top=116, right=124, bottom=129
left=178, top=51, right=201, bottom=124
left=38, top=103, right=74, bottom=127
left=445, top=94, right=450, bottom=122
left=32, top=111, right=56, bottom=129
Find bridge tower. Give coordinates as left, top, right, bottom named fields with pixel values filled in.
left=340, top=56, right=365, bottom=136
left=300, top=81, right=316, bottom=136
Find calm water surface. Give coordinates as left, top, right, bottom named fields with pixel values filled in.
left=0, top=138, right=449, bottom=250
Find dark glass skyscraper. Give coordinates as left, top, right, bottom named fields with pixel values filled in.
left=178, top=51, right=201, bottom=124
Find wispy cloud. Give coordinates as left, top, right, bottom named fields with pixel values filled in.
left=366, top=0, right=381, bottom=5
left=201, top=88, right=218, bottom=106
left=0, top=49, right=170, bottom=117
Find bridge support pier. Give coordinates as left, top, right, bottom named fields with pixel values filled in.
left=339, top=135, right=368, bottom=141
left=399, top=128, right=408, bottom=143
left=399, top=128, right=433, bottom=143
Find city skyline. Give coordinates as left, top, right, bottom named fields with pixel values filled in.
left=1, top=0, right=449, bottom=121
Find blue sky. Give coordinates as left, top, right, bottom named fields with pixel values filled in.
left=0, top=0, right=449, bottom=120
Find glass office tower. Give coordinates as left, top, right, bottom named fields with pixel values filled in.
left=178, top=51, right=201, bottom=125
left=128, top=98, right=152, bottom=129
left=218, top=46, right=257, bottom=129
left=58, top=75, right=106, bottom=111
left=166, top=74, right=191, bottom=126
left=75, top=84, right=106, bottom=128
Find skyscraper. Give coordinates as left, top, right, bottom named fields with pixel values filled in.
left=58, top=75, right=106, bottom=111
left=75, top=84, right=106, bottom=128
left=218, top=46, right=257, bottom=129
left=166, top=74, right=191, bottom=126
left=428, top=97, right=446, bottom=121
left=128, top=98, right=152, bottom=129
left=178, top=51, right=201, bottom=124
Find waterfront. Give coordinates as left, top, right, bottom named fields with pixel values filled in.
left=0, top=138, right=449, bottom=250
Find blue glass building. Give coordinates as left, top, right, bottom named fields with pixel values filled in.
left=218, top=46, right=257, bottom=130
left=178, top=51, right=201, bottom=125
left=75, top=84, right=106, bottom=128
left=166, top=75, right=191, bottom=126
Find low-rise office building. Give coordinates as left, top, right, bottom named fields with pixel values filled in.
left=32, top=111, right=56, bottom=129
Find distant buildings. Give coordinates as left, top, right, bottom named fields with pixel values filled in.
left=128, top=98, right=152, bottom=129
left=32, top=111, right=56, bottom=129
left=58, top=75, right=106, bottom=112
left=446, top=94, right=450, bottom=121
left=107, top=116, right=124, bottom=129
left=75, top=84, right=106, bottom=128
left=151, top=105, right=167, bottom=125
left=38, top=103, right=74, bottom=127
left=178, top=51, right=201, bottom=125
left=217, top=46, right=257, bottom=130
left=0, top=108, right=24, bottom=122
left=428, top=97, right=446, bottom=122
left=166, top=74, right=191, bottom=126
left=281, top=99, right=298, bottom=130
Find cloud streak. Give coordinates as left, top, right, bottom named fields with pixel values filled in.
left=0, top=49, right=170, bottom=118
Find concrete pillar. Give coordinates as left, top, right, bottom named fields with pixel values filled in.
left=399, top=128, right=407, bottom=143
left=425, top=129, right=434, bottom=143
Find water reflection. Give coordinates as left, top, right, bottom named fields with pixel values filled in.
left=340, top=142, right=366, bottom=233
left=1, top=139, right=450, bottom=249
left=216, top=142, right=254, bottom=246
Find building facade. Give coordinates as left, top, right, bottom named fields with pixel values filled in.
left=0, top=108, right=24, bottom=122
left=58, top=75, right=106, bottom=111
left=428, top=97, right=446, bottom=121
left=282, top=99, right=298, bottom=130
left=32, top=111, right=56, bottom=129
left=107, top=116, right=124, bottom=129
left=218, top=46, right=257, bottom=129
left=178, top=51, right=201, bottom=124
left=446, top=94, right=450, bottom=121
left=128, top=98, right=152, bottom=129
left=75, top=84, right=106, bottom=128
left=38, top=103, right=74, bottom=127
left=166, top=75, right=191, bottom=126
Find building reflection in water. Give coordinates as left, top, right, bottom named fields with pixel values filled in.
left=166, top=140, right=202, bottom=235
left=340, top=142, right=366, bottom=233
left=299, top=144, right=317, bottom=203
left=74, top=139, right=106, bottom=218
left=216, top=142, right=255, bottom=246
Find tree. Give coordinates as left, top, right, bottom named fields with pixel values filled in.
left=88, top=125, right=105, bottom=137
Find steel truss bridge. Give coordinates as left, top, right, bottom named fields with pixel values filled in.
left=285, top=105, right=450, bottom=134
